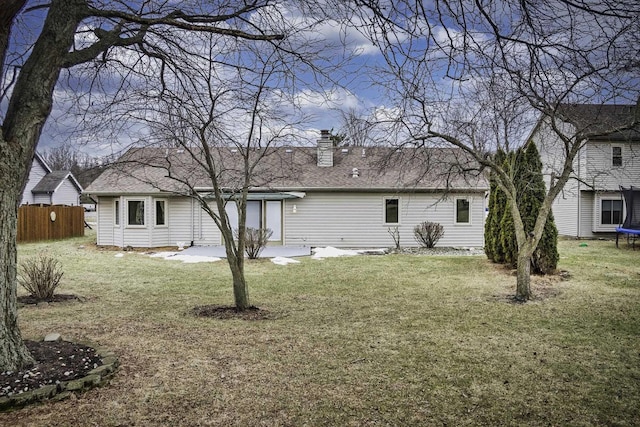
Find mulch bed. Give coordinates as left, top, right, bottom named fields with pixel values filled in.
left=17, top=294, right=81, bottom=305
left=192, top=305, right=273, bottom=320
left=0, top=340, right=103, bottom=398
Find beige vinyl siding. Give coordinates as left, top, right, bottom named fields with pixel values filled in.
left=585, top=142, right=640, bottom=190
left=284, top=192, right=485, bottom=248
left=168, top=198, right=194, bottom=246
left=21, top=159, right=48, bottom=205
left=534, top=120, right=587, bottom=238
left=579, top=192, right=595, bottom=238
left=550, top=179, right=580, bottom=237
left=51, top=178, right=80, bottom=206
left=33, top=194, right=51, bottom=204
left=96, top=197, right=115, bottom=246
left=192, top=201, right=222, bottom=246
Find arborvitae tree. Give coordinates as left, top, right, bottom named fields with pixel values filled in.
left=484, top=169, right=498, bottom=261
left=484, top=178, right=497, bottom=261
left=484, top=150, right=506, bottom=262
left=533, top=209, right=559, bottom=274
left=491, top=144, right=559, bottom=273
left=499, top=200, right=517, bottom=268
left=522, top=143, right=559, bottom=274
left=498, top=150, right=520, bottom=268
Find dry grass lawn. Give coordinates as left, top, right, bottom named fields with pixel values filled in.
left=1, top=232, right=639, bottom=426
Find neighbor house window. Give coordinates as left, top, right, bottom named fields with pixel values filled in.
left=127, top=200, right=145, bottom=226
left=114, top=200, right=120, bottom=226
left=612, top=146, right=622, bottom=167
left=384, top=198, right=399, bottom=224
left=601, top=199, right=622, bottom=225
left=155, top=200, right=167, bottom=226
left=455, top=198, right=470, bottom=224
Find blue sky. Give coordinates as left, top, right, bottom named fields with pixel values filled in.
left=4, top=1, right=638, bottom=159
left=20, top=2, right=391, bottom=158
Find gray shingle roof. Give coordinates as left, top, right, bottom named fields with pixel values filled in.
left=85, top=146, right=488, bottom=195
left=557, top=104, right=640, bottom=140
left=31, top=171, right=78, bottom=193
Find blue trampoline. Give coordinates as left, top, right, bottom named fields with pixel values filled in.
left=616, top=186, right=640, bottom=249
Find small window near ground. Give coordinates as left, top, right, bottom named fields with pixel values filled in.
left=127, top=200, right=145, bottom=226
left=612, top=146, right=622, bottom=167
left=114, top=200, right=120, bottom=226
left=155, top=200, right=166, bottom=226
left=455, top=198, right=470, bottom=224
left=601, top=199, right=622, bottom=225
left=384, top=198, right=399, bottom=224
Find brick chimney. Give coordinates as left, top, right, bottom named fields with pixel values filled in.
left=317, top=129, right=333, bottom=167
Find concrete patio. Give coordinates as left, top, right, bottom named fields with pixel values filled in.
left=180, top=245, right=312, bottom=258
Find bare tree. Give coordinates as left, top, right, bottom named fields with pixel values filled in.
left=336, top=0, right=640, bottom=300
left=40, top=143, right=103, bottom=187
left=0, top=0, right=301, bottom=371
left=335, top=108, right=378, bottom=146
left=113, top=28, right=322, bottom=310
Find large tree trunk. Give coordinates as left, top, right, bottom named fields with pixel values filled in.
left=0, top=0, right=84, bottom=370
left=220, top=223, right=250, bottom=311
left=229, top=255, right=250, bottom=311
left=515, top=247, right=533, bottom=301
left=0, top=173, right=34, bottom=370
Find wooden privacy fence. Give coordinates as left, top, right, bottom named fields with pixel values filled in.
left=18, top=205, right=85, bottom=243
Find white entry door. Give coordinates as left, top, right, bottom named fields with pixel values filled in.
left=224, top=200, right=282, bottom=244
left=265, top=200, right=282, bottom=242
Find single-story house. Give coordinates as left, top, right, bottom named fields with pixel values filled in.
left=528, top=104, right=640, bottom=238
left=22, top=152, right=83, bottom=207
left=84, top=131, right=489, bottom=249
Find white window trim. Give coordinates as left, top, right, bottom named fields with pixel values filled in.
left=383, top=196, right=401, bottom=225
left=611, top=145, right=623, bottom=167
left=154, top=198, right=168, bottom=228
left=114, top=199, right=120, bottom=228
left=125, top=198, right=147, bottom=228
left=595, top=195, right=624, bottom=231
left=454, top=197, right=472, bottom=225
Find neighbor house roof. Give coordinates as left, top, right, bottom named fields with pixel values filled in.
left=556, top=104, right=640, bottom=140
left=32, top=170, right=83, bottom=194
left=85, top=146, right=488, bottom=196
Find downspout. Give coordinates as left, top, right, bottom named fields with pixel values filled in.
left=190, top=197, right=195, bottom=247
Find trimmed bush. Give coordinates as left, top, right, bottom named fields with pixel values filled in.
left=413, top=221, right=444, bottom=248
left=18, top=251, right=64, bottom=300
left=242, top=227, right=273, bottom=259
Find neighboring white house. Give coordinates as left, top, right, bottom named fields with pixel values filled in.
left=85, top=132, right=489, bottom=249
left=22, top=152, right=83, bottom=207
left=528, top=104, right=640, bottom=238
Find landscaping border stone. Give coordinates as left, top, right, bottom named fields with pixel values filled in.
left=0, top=343, right=118, bottom=412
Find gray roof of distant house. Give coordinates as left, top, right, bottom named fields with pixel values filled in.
left=32, top=170, right=82, bottom=193
left=557, top=104, right=640, bottom=140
